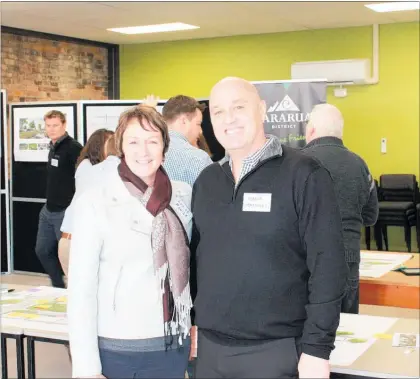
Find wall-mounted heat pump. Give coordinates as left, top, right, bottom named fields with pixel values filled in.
left=291, top=59, right=372, bottom=85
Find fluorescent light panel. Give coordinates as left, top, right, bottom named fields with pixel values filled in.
left=365, top=2, right=419, bottom=12
left=107, top=22, right=199, bottom=35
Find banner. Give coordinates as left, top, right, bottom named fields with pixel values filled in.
left=253, top=80, right=327, bottom=148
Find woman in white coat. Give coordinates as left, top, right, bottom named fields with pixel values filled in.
left=67, top=105, right=193, bottom=379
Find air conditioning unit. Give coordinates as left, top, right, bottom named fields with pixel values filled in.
left=291, top=59, right=372, bottom=85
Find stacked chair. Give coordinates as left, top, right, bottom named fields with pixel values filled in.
left=373, top=174, right=418, bottom=252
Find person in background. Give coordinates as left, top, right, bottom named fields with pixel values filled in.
left=67, top=105, right=193, bottom=379
left=58, top=128, right=115, bottom=278
left=35, top=110, right=82, bottom=288
left=302, top=103, right=379, bottom=314
left=195, top=133, right=213, bottom=160
left=161, top=95, right=213, bottom=187
left=191, top=77, right=347, bottom=379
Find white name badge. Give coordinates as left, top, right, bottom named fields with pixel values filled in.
left=51, top=158, right=59, bottom=167
left=173, top=198, right=193, bottom=226
left=243, top=193, right=272, bottom=212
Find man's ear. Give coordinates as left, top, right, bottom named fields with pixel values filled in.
left=259, top=100, right=267, bottom=122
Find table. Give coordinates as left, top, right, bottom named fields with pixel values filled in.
left=0, top=325, right=25, bottom=379
left=21, top=315, right=420, bottom=379
left=1, top=284, right=31, bottom=379
left=332, top=317, right=419, bottom=378
left=360, top=251, right=420, bottom=309
left=0, top=284, right=65, bottom=379
left=24, top=329, right=68, bottom=379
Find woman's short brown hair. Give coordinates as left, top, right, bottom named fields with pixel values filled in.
left=114, top=105, right=170, bottom=158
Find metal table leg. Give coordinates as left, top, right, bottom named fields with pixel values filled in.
left=27, top=337, right=35, bottom=379
left=16, top=335, right=25, bottom=379
left=1, top=334, right=8, bottom=379
left=1, top=333, right=25, bottom=379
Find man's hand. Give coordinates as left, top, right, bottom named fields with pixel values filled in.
left=189, top=326, right=198, bottom=360
left=298, top=353, right=330, bottom=378
left=143, top=94, right=160, bottom=109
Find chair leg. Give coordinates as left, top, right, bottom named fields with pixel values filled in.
left=382, top=225, right=389, bottom=251
left=404, top=222, right=411, bottom=252
left=374, top=223, right=383, bottom=251
left=365, top=227, right=371, bottom=250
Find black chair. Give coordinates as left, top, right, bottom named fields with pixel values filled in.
left=417, top=203, right=420, bottom=252
left=374, top=174, right=418, bottom=252
left=364, top=179, right=379, bottom=250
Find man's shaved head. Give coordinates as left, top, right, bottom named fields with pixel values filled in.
left=209, top=76, right=267, bottom=159
left=210, top=77, right=261, bottom=102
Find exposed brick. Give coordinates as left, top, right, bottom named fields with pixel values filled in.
left=1, top=32, right=109, bottom=104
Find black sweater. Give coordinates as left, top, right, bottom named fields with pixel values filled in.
left=46, top=134, right=82, bottom=212
left=191, top=146, right=347, bottom=360
left=301, top=137, right=379, bottom=262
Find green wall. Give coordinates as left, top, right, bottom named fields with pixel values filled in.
left=120, top=22, right=419, bottom=251
left=120, top=22, right=419, bottom=180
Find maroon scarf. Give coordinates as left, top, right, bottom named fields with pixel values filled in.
left=118, top=158, right=192, bottom=345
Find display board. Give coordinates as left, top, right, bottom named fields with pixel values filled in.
left=10, top=101, right=78, bottom=273
left=1, top=90, right=11, bottom=273
left=81, top=99, right=224, bottom=161
left=81, top=100, right=144, bottom=142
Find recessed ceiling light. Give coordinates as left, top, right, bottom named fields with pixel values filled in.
left=107, top=22, right=199, bottom=35
left=365, top=2, right=419, bottom=12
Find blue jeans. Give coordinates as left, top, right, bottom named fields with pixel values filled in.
left=100, top=340, right=190, bottom=379
left=35, top=205, right=65, bottom=288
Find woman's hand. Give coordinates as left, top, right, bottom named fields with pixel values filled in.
left=189, top=326, right=198, bottom=360
left=143, top=94, right=160, bottom=109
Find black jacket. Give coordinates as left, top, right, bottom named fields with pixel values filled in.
left=191, top=144, right=347, bottom=360
left=46, top=134, right=82, bottom=212
left=302, top=137, right=379, bottom=262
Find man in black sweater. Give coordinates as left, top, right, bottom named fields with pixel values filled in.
left=302, top=103, right=379, bottom=314
left=35, top=110, right=82, bottom=288
left=191, top=77, right=347, bottom=378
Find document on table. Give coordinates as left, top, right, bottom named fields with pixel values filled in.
left=392, top=333, right=419, bottom=348
left=331, top=314, right=398, bottom=366
left=360, top=252, right=413, bottom=278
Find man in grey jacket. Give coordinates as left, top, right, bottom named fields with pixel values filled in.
left=302, top=103, right=379, bottom=314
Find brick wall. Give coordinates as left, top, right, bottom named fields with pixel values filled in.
left=1, top=32, right=109, bottom=103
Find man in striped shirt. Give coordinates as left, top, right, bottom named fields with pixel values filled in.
left=162, top=95, right=213, bottom=188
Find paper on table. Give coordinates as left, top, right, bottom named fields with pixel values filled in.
left=392, top=333, right=419, bottom=348
left=331, top=313, right=398, bottom=367
left=360, top=252, right=413, bottom=278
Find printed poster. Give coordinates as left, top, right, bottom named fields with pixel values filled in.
left=13, top=105, right=76, bottom=162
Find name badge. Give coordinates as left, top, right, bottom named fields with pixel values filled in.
left=51, top=158, right=59, bottom=167
left=173, top=198, right=193, bottom=226
left=243, top=193, right=272, bottom=212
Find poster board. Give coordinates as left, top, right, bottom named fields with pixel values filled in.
left=80, top=100, right=224, bottom=161
left=12, top=103, right=77, bottom=162
left=80, top=100, right=165, bottom=143
left=10, top=101, right=78, bottom=273
left=1, top=90, right=11, bottom=273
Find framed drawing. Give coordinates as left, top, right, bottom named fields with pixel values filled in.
left=11, top=102, right=77, bottom=162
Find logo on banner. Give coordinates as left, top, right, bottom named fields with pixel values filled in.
left=265, top=94, right=309, bottom=129
left=267, top=95, right=300, bottom=112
